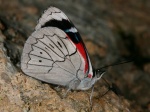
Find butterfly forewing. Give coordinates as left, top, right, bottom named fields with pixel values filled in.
left=36, top=6, right=93, bottom=77
left=36, top=7, right=69, bottom=30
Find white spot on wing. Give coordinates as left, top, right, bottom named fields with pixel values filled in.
left=68, top=27, right=78, bottom=33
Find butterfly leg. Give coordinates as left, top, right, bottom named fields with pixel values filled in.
left=63, top=78, right=80, bottom=98
left=63, top=88, right=71, bottom=98
left=54, top=85, right=60, bottom=91
left=89, top=85, right=95, bottom=111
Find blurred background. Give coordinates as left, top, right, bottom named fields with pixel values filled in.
left=0, top=0, right=149, bottom=111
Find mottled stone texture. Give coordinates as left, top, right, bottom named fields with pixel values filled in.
left=0, top=0, right=149, bottom=112
left=0, top=41, right=131, bottom=112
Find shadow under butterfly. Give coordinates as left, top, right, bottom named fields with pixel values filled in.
left=21, top=6, right=132, bottom=105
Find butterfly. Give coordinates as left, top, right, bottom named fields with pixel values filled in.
left=21, top=6, right=105, bottom=91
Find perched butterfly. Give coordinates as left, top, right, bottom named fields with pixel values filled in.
left=21, top=6, right=105, bottom=91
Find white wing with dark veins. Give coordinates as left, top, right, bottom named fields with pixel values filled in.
left=21, top=27, right=85, bottom=86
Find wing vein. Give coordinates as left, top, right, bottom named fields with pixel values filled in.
left=38, top=38, right=63, bottom=58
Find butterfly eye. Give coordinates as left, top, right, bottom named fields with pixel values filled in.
left=94, top=69, right=104, bottom=78
left=40, top=52, right=42, bottom=54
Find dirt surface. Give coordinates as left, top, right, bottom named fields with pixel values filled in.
left=0, top=0, right=150, bottom=112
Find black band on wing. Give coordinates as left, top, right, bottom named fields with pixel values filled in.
left=41, top=19, right=82, bottom=44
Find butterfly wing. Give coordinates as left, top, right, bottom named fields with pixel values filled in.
left=35, top=6, right=93, bottom=78
left=21, top=6, right=94, bottom=89
left=35, top=7, right=70, bottom=30
left=21, top=27, right=86, bottom=86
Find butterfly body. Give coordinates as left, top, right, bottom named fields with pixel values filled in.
left=21, top=7, right=104, bottom=90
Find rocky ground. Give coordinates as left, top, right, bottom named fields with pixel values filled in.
left=0, top=0, right=150, bottom=112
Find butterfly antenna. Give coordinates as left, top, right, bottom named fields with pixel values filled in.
left=98, top=58, right=133, bottom=71
left=97, top=58, right=133, bottom=98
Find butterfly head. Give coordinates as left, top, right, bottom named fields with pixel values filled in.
left=94, top=69, right=106, bottom=79
left=76, top=69, right=105, bottom=90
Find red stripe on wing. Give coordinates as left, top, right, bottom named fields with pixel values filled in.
left=66, top=35, right=89, bottom=73
left=75, top=42, right=88, bottom=73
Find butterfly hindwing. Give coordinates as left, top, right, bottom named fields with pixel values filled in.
left=21, top=27, right=85, bottom=86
